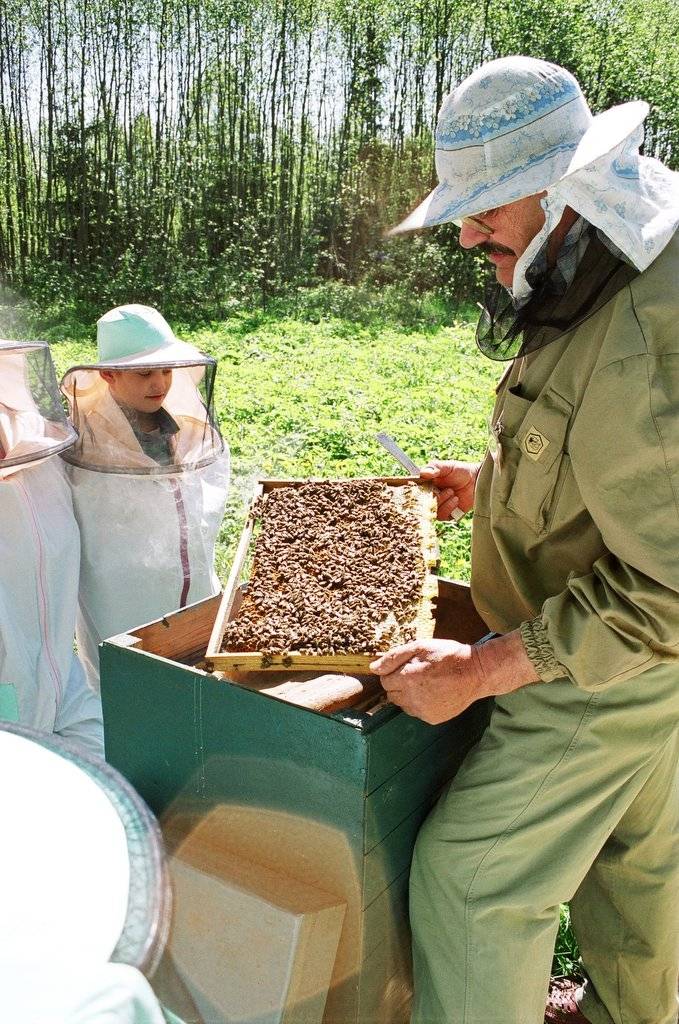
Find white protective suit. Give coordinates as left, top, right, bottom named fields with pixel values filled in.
left=0, top=342, right=104, bottom=757
left=62, top=351, right=229, bottom=691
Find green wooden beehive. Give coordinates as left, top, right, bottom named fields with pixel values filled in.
left=100, top=579, right=489, bottom=1023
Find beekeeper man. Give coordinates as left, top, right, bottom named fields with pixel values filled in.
left=371, top=57, right=679, bottom=1024
left=61, top=304, right=229, bottom=691
left=0, top=341, right=104, bottom=756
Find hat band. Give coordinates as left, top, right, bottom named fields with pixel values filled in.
left=433, top=142, right=578, bottom=222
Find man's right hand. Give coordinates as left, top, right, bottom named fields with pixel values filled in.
left=419, top=460, right=481, bottom=520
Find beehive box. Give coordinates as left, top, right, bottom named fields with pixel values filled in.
left=100, top=578, right=490, bottom=1024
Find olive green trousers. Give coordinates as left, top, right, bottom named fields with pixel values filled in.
left=409, top=669, right=679, bottom=1024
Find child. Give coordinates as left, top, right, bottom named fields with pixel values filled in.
left=0, top=340, right=104, bottom=756
left=61, top=304, right=230, bottom=691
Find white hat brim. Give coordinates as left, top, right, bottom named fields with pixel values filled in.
left=72, top=338, right=213, bottom=370
left=560, top=100, right=648, bottom=179
left=387, top=100, right=649, bottom=235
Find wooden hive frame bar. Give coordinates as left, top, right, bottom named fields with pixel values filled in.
left=205, top=478, right=439, bottom=675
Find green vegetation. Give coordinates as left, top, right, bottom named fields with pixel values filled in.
left=553, top=905, right=584, bottom=983
left=34, top=284, right=499, bottom=578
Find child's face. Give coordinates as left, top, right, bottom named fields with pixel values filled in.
left=100, top=368, right=173, bottom=413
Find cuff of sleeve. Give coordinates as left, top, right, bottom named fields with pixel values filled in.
left=520, top=617, right=568, bottom=682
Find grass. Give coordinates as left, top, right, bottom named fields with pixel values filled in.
left=3, top=282, right=580, bottom=980
left=20, top=288, right=501, bottom=581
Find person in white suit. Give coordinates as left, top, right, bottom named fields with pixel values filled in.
left=0, top=340, right=104, bottom=756
left=61, top=304, right=230, bottom=691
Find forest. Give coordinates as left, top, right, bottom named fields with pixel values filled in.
left=1, top=0, right=678, bottom=317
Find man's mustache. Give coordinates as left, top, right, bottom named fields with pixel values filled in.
left=480, top=241, right=515, bottom=256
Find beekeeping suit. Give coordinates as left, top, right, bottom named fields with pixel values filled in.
left=0, top=341, right=104, bottom=756
left=61, top=305, right=229, bottom=691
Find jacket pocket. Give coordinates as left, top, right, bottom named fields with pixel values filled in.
left=505, top=387, right=573, bottom=533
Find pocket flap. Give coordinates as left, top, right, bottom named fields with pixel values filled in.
left=515, top=388, right=573, bottom=473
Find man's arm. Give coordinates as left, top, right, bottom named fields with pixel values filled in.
left=370, top=630, right=539, bottom=724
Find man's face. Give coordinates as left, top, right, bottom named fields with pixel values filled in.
left=100, top=368, right=173, bottom=413
left=458, top=193, right=547, bottom=289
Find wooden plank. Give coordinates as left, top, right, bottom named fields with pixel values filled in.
left=387, top=482, right=439, bottom=645
left=365, top=698, right=490, bottom=796
left=261, top=477, right=422, bottom=489
left=362, top=869, right=410, bottom=962
left=365, top=713, right=456, bottom=795
left=206, top=652, right=379, bottom=674
left=205, top=481, right=263, bottom=659
left=123, top=594, right=222, bottom=662
left=396, top=483, right=439, bottom=642
left=362, top=805, right=433, bottom=908
left=364, top=731, right=474, bottom=853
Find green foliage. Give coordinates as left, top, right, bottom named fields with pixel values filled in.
left=2, top=0, right=677, bottom=314
left=553, top=904, right=583, bottom=981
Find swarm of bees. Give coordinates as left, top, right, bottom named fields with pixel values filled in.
left=221, top=479, right=437, bottom=658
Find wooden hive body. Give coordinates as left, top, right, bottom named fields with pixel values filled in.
left=101, top=579, right=490, bottom=1023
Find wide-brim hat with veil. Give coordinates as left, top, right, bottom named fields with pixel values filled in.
left=61, top=304, right=225, bottom=474
left=0, top=340, right=77, bottom=478
left=389, top=56, right=679, bottom=303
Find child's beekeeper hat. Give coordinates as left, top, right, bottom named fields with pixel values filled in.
left=90, top=304, right=212, bottom=369
left=60, top=306, right=225, bottom=474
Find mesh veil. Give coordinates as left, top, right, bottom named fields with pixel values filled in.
left=0, top=342, right=77, bottom=475
left=475, top=234, right=639, bottom=362
left=61, top=361, right=224, bottom=475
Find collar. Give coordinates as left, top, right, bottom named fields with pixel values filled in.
left=116, top=403, right=180, bottom=436
left=476, top=231, right=639, bottom=361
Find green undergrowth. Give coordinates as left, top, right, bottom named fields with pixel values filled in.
left=25, top=289, right=499, bottom=580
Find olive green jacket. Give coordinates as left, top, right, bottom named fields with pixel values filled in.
left=471, top=230, right=679, bottom=690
